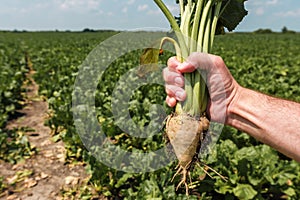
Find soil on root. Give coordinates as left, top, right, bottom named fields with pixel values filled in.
left=165, top=113, right=212, bottom=195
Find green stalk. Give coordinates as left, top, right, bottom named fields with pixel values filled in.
left=189, top=0, right=212, bottom=116
left=159, top=37, right=182, bottom=61
left=203, top=6, right=212, bottom=53
left=154, top=0, right=224, bottom=117
left=180, top=1, right=196, bottom=115
left=153, top=0, right=191, bottom=114
left=191, top=71, right=201, bottom=116
left=200, top=83, right=208, bottom=113
left=153, top=0, right=189, bottom=60
left=179, top=0, right=185, bottom=16
left=210, top=1, right=222, bottom=50
left=183, top=73, right=194, bottom=114
left=197, top=0, right=213, bottom=52
left=190, top=0, right=204, bottom=53
left=199, top=1, right=222, bottom=115
left=156, top=35, right=186, bottom=114
left=180, top=2, right=195, bottom=46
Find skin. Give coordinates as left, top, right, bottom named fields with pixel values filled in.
left=163, top=52, right=300, bottom=162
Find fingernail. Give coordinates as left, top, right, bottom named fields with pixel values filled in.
left=177, top=62, right=189, bottom=71
left=175, top=77, right=183, bottom=85
left=166, top=100, right=172, bottom=107
left=177, top=63, right=185, bottom=70
left=175, top=91, right=184, bottom=101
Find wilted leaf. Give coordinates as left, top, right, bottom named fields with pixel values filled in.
left=65, top=176, right=79, bottom=185
left=138, top=48, right=161, bottom=78
left=24, top=178, right=38, bottom=188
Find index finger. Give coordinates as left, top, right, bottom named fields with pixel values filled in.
left=167, top=56, right=181, bottom=71
left=177, top=52, right=212, bottom=73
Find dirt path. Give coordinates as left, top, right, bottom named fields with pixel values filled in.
left=0, top=70, right=90, bottom=200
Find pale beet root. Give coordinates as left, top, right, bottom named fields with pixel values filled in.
left=165, top=113, right=209, bottom=195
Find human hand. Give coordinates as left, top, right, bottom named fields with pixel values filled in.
left=163, top=52, right=240, bottom=123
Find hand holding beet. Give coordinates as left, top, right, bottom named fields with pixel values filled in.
left=163, top=52, right=240, bottom=124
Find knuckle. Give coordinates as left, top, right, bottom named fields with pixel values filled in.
left=162, top=67, right=168, bottom=78
left=212, top=55, right=224, bottom=67
left=167, top=56, right=179, bottom=69
left=165, top=85, right=173, bottom=95
left=167, top=56, right=175, bottom=65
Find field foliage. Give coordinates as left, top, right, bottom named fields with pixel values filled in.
left=1, top=31, right=300, bottom=199
left=0, top=34, right=35, bottom=165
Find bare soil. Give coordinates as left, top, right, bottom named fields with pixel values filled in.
left=0, top=70, right=90, bottom=200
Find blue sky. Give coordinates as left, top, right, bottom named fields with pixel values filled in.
left=1, top=0, right=299, bottom=32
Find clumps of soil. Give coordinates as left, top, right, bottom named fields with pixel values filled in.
left=0, top=69, right=90, bottom=199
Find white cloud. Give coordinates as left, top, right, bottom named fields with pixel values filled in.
left=127, top=0, right=135, bottom=5
left=34, top=2, right=52, bottom=9
left=138, top=4, right=149, bottom=12
left=246, top=0, right=278, bottom=7
left=147, top=9, right=160, bottom=15
left=58, top=0, right=101, bottom=11
left=165, top=3, right=180, bottom=14
left=255, top=7, right=264, bottom=16
left=19, top=8, right=30, bottom=14
left=277, top=8, right=300, bottom=17
left=246, top=0, right=280, bottom=16
left=122, top=7, right=128, bottom=13
left=246, top=1, right=263, bottom=6
left=266, top=0, right=278, bottom=5
left=145, top=2, right=179, bottom=16
left=0, top=2, right=52, bottom=14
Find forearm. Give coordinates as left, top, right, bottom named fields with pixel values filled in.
left=227, top=86, right=300, bottom=162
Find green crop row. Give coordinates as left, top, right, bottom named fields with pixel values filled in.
left=0, top=35, right=28, bottom=128
left=1, top=31, right=299, bottom=199
left=0, top=33, right=36, bottom=165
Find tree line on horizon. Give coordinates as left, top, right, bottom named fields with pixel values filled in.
left=0, top=26, right=298, bottom=33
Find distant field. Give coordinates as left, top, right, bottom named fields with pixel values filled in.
left=1, top=31, right=300, bottom=199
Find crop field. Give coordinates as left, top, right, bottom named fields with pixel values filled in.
left=1, top=31, right=300, bottom=199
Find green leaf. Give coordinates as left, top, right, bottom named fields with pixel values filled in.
left=283, top=187, right=296, bottom=197
left=233, top=184, right=257, bottom=200
left=219, top=0, right=248, bottom=31
left=276, top=173, right=297, bottom=186
left=216, top=185, right=234, bottom=194
left=115, top=173, right=133, bottom=188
